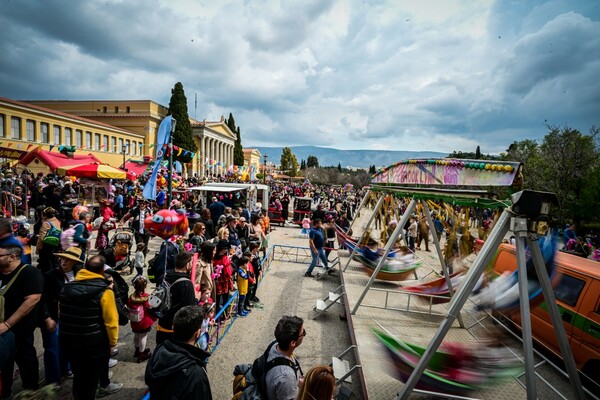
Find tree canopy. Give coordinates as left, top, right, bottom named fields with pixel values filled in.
left=167, top=82, right=196, bottom=162
left=280, top=147, right=299, bottom=177
left=225, top=113, right=245, bottom=166
left=306, top=155, right=319, bottom=168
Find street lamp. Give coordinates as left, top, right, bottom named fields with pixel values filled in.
left=121, top=145, right=128, bottom=171
left=263, top=154, right=268, bottom=184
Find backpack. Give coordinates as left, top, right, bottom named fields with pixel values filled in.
left=42, top=222, right=62, bottom=247
left=232, top=341, right=300, bottom=400
left=148, top=277, right=189, bottom=318
left=128, top=302, right=144, bottom=323
left=147, top=241, right=179, bottom=283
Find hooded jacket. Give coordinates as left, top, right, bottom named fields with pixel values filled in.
left=145, top=340, right=212, bottom=400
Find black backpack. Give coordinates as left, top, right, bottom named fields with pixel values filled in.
left=104, top=268, right=130, bottom=326
left=232, top=341, right=301, bottom=400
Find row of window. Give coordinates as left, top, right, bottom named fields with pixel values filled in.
left=0, top=114, right=143, bottom=155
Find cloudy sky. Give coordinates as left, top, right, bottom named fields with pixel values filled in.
left=1, top=0, right=598, bottom=154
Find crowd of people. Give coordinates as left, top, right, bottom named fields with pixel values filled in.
left=0, top=164, right=363, bottom=400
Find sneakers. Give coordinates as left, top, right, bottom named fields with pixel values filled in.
left=237, top=310, right=249, bottom=317
left=304, top=272, right=314, bottom=278
left=251, top=296, right=260, bottom=302
left=110, top=347, right=119, bottom=357
left=97, top=382, right=123, bottom=398
left=138, top=349, right=152, bottom=363
left=108, top=358, right=118, bottom=368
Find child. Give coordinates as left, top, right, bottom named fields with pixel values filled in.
left=197, top=303, right=215, bottom=355
left=301, top=216, right=311, bottom=238
left=247, top=242, right=262, bottom=304
left=198, top=283, right=214, bottom=306
left=133, top=243, right=146, bottom=277
left=236, top=255, right=251, bottom=317
left=17, top=227, right=32, bottom=264
left=242, top=251, right=257, bottom=310
left=128, top=276, right=157, bottom=362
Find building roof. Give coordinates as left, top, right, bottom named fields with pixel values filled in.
left=0, top=97, right=140, bottom=136
left=19, top=146, right=101, bottom=170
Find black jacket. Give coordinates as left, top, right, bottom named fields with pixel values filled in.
left=41, top=266, right=80, bottom=322
left=157, top=271, right=195, bottom=331
left=145, top=340, right=212, bottom=400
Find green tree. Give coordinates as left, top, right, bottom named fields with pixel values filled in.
left=168, top=82, right=197, bottom=162
left=306, top=155, right=319, bottom=168
left=475, top=145, right=481, bottom=159
left=369, top=165, right=377, bottom=174
left=234, top=127, right=244, bottom=165
left=280, top=147, right=299, bottom=177
left=300, top=159, right=306, bottom=170
left=337, top=162, right=342, bottom=172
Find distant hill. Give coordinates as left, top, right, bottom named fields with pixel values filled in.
left=251, top=146, right=446, bottom=168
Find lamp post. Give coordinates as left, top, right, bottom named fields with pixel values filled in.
left=263, top=154, right=268, bottom=184
left=121, top=145, right=128, bottom=171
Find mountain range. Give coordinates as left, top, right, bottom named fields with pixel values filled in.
left=252, top=146, right=447, bottom=169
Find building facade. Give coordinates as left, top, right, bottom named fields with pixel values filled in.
left=243, top=148, right=261, bottom=171
left=191, top=118, right=235, bottom=177
left=1, top=97, right=145, bottom=168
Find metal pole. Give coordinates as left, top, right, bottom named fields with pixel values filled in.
left=347, top=189, right=371, bottom=232
left=397, top=209, right=511, bottom=399
left=343, top=194, right=385, bottom=272
left=528, top=237, right=586, bottom=399
left=422, top=200, right=464, bottom=329
left=352, top=199, right=416, bottom=315
left=513, top=217, right=537, bottom=399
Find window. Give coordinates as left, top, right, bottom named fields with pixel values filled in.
left=103, top=106, right=107, bottom=113
left=26, top=120, right=35, bottom=141
left=64, top=128, right=72, bottom=146
left=111, top=137, right=117, bottom=152
left=118, top=138, right=124, bottom=153
left=125, top=140, right=131, bottom=154
left=115, top=106, right=119, bottom=113
left=75, top=130, right=82, bottom=147
left=132, top=141, right=137, bottom=155
left=85, top=132, right=92, bottom=149
left=554, top=275, right=586, bottom=307
left=126, top=106, right=130, bottom=113
left=0, top=114, right=4, bottom=137
left=94, top=133, right=101, bottom=150
left=11, top=117, right=21, bottom=139
left=103, top=135, right=109, bottom=151
left=41, top=123, right=49, bottom=143
left=53, top=125, right=61, bottom=144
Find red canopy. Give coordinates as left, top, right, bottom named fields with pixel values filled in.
left=123, top=160, right=152, bottom=177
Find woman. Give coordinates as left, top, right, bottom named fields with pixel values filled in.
left=199, top=208, right=215, bottom=240
left=296, top=365, right=335, bottom=400
left=188, top=222, right=207, bottom=252
left=213, top=240, right=234, bottom=320
left=95, top=199, right=115, bottom=250
left=36, top=207, right=62, bottom=273
left=196, top=242, right=216, bottom=301
left=249, top=214, right=265, bottom=245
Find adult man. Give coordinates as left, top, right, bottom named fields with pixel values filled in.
left=209, top=196, right=225, bottom=228
left=121, top=198, right=152, bottom=254
left=226, top=215, right=241, bottom=249
left=0, top=244, right=43, bottom=397
left=304, top=219, right=328, bottom=277
left=265, top=316, right=305, bottom=400
left=146, top=305, right=212, bottom=399
left=237, top=217, right=250, bottom=252
left=311, top=204, right=326, bottom=222
left=40, top=247, right=83, bottom=386
left=0, top=218, right=26, bottom=262
left=156, top=252, right=196, bottom=345
left=59, top=255, right=123, bottom=399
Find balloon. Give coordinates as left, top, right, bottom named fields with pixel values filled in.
left=72, top=205, right=89, bottom=220
left=144, top=209, right=189, bottom=239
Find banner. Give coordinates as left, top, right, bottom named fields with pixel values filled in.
left=143, top=116, right=174, bottom=200
left=0, top=146, right=28, bottom=160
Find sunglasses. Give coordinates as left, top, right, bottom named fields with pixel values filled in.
left=297, top=329, right=307, bottom=339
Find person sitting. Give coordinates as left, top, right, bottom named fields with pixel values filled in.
left=145, top=305, right=212, bottom=400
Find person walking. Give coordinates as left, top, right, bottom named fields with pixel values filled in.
left=59, top=255, right=123, bottom=399
left=304, top=219, right=328, bottom=277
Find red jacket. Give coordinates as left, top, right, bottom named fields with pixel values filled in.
left=128, top=292, right=156, bottom=332
left=214, top=255, right=234, bottom=295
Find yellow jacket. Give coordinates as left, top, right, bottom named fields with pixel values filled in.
left=74, top=268, right=119, bottom=347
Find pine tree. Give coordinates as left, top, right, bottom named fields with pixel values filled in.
left=337, top=162, right=342, bottom=172
left=167, top=82, right=197, bottom=162
left=300, top=159, right=306, bottom=170
left=475, top=145, right=481, bottom=159
left=234, top=127, right=244, bottom=165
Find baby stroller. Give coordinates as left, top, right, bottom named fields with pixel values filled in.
left=110, top=227, right=135, bottom=275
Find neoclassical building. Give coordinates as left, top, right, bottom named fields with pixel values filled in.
left=191, top=117, right=235, bottom=177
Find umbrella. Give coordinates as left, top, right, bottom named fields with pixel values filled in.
left=56, top=162, right=135, bottom=180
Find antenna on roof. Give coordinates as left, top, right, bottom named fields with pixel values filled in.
left=194, top=93, right=197, bottom=120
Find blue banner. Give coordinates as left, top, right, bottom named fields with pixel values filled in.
left=143, top=116, right=173, bottom=200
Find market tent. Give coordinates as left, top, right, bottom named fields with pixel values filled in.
left=56, top=162, right=134, bottom=180
left=18, top=146, right=101, bottom=175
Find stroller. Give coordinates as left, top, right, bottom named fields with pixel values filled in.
left=110, top=227, right=135, bottom=275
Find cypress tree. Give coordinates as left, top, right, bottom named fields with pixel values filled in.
left=167, top=82, right=197, bottom=162
left=234, top=126, right=244, bottom=165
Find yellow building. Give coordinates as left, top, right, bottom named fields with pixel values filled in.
left=243, top=148, right=261, bottom=171
left=1, top=97, right=145, bottom=168
left=26, top=99, right=168, bottom=158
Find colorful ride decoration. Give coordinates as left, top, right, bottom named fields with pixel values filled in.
left=372, top=327, right=522, bottom=396
left=400, top=272, right=485, bottom=304
left=144, top=209, right=189, bottom=239
left=372, top=158, right=521, bottom=187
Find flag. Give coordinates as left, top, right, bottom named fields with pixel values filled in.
left=49, top=145, right=55, bottom=151
left=17, top=144, right=22, bottom=149
left=143, top=116, right=174, bottom=201
left=27, top=144, right=32, bottom=150
left=7, top=143, right=13, bottom=148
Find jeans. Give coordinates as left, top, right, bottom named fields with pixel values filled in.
left=306, top=247, right=328, bottom=275
left=42, top=324, right=68, bottom=386
left=1, top=328, right=39, bottom=397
